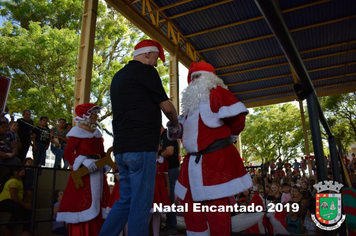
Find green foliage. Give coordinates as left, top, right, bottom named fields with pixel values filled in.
left=0, top=0, right=83, bottom=30
left=319, top=93, right=356, bottom=153
left=242, top=103, right=304, bottom=163
left=0, top=0, right=169, bottom=126
left=0, top=21, right=77, bottom=124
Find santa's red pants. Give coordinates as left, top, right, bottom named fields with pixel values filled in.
left=181, top=187, right=231, bottom=236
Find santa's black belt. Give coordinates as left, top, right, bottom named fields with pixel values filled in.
left=191, top=137, right=232, bottom=164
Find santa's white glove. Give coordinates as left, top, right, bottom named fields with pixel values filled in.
left=231, top=135, right=239, bottom=143
left=166, top=121, right=182, bottom=140
left=83, top=159, right=98, bottom=172
left=73, top=155, right=86, bottom=171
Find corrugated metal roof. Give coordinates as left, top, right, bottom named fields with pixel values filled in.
left=128, top=0, right=356, bottom=107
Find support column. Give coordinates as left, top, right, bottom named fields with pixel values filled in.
left=73, top=0, right=98, bottom=117
left=299, top=101, right=313, bottom=176
left=236, top=135, right=243, bottom=158
left=169, top=46, right=180, bottom=114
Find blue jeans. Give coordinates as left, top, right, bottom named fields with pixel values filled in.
left=51, top=145, right=69, bottom=169
left=166, top=167, right=180, bottom=230
left=99, top=152, right=157, bottom=236
left=33, top=142, right=47, bottom=166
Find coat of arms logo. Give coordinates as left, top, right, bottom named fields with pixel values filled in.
left=311, top=180, right=346, bottom=230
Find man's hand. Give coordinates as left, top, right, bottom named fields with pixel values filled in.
left=167, top=121, right=179, bottom=134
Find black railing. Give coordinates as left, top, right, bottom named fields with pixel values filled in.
left=0, top=162, right=114, bottom=236
left=254, top=0, right=346, bottom=235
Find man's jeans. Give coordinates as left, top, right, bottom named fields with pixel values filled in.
left=99, top=152, right=157, bottom=236
left=166, top=167, right=180, bottom=230
left=51, top=145, right=69, bottom=169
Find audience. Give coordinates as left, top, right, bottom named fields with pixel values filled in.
left=32, top=116, right=50, bottom=167
left=0, top=166, right=31, bottom=236
left=17, top=110, right=33, bottom=162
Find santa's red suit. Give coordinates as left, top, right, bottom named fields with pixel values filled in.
left=57, top=125, right=110, bottom=236
left=170, top=61, right=253, bottom=236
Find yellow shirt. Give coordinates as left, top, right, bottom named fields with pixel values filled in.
left=0, top=178, right=23, bottom=202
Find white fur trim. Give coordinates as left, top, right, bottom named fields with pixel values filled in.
left=74, top=106, right=101, bottom=122
left=133, top=46, right=159, bottom=57
left=73, top=155, right=87, bottom=171
left=102, top=207, right=108, bottom=219
left=157, top=156, right=164, bottom=163
left=106, top=206, right=112, bottom=215
left=199, top=102, right=224, bottom=128
left=175, top=180, right=187, bottom=200
left=258, top=218, right=266, bottom=234
left=181, top=111, right=199, bottom=153
left=267, top=212, right=290, bottom=235
left=188, top=155, right=252, bottom=201
left=217, top=102, right=249, bottom=119
left=57, top=168, right=104, bottom=223
left=186, top=229, right=210, bottom=236
left=191, top=71, right=214, bottom=79
left=231, top=213, right=265, bottom=232
left=199, top=101, right=248, bottom=129
left=67, top=126, right=102, bottom=138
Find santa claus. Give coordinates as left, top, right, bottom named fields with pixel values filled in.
left=168, top=62, right=252, bottom=236
left=57, top=103, right=110, bottom=236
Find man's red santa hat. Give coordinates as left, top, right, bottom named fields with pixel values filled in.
left=74, top=103, right=102, bottom=123
left=187, top=62, right=216, bottom=84
left=133, top=39, right=165, bottom=63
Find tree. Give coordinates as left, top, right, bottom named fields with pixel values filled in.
left=0, top=0, right=169, bottom=126
left=242, top=103, right=305, bottom=163
left=0, top=21, right=78, bottom=123
left=319, top=93, right=356, bottom=153
left=0, top=0, right=82, bottom=31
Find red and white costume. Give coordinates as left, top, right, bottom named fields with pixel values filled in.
left=57, top=104, right=110, bottom=236
left=171, top=62, right=252, bottom=236
left=106, top=168, right=120, bottom=213
left=152, top=156, right=171, bottom=210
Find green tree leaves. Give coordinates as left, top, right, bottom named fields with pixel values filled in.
left=242, top=103, right=304, bottom=163
left=0, top=0, right=169, bottom=126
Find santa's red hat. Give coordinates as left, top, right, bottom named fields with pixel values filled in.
left=187, top=62, right=216, bottom=84
left=133, top=39, right=165, bottom=62
left=74, top=103, right=102, bottom=123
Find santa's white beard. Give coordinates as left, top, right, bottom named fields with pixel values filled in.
left=181, top=73, right=228, bottom=116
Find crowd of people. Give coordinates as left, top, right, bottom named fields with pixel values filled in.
left=0, top=109, right=73, bottom=235
left=238, top=159, right=320, bottom=235
left=0, top=38, right=355, bottom=236
left=0, top=109, right=73, bottom=168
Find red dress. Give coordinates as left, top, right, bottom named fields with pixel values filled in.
left=152, top=156, right=171, bottom=211
left=57, top=126, right=110, bottom=236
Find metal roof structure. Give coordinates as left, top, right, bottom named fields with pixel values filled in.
left=106, top=0, right=356, bottom=108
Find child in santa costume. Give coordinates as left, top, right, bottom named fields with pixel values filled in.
left=106, top=167, right=128, bottom=236
left=150, top=144, right=171, bottom=236
left=57, top=103, right=110, bottom=236
left=168, top=62, right=252, bottom=236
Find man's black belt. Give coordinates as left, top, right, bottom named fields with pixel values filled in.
left=191, top=137, right=232, bottom=164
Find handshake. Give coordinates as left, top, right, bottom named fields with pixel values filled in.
left=166, top=121, right=181, bottom=140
